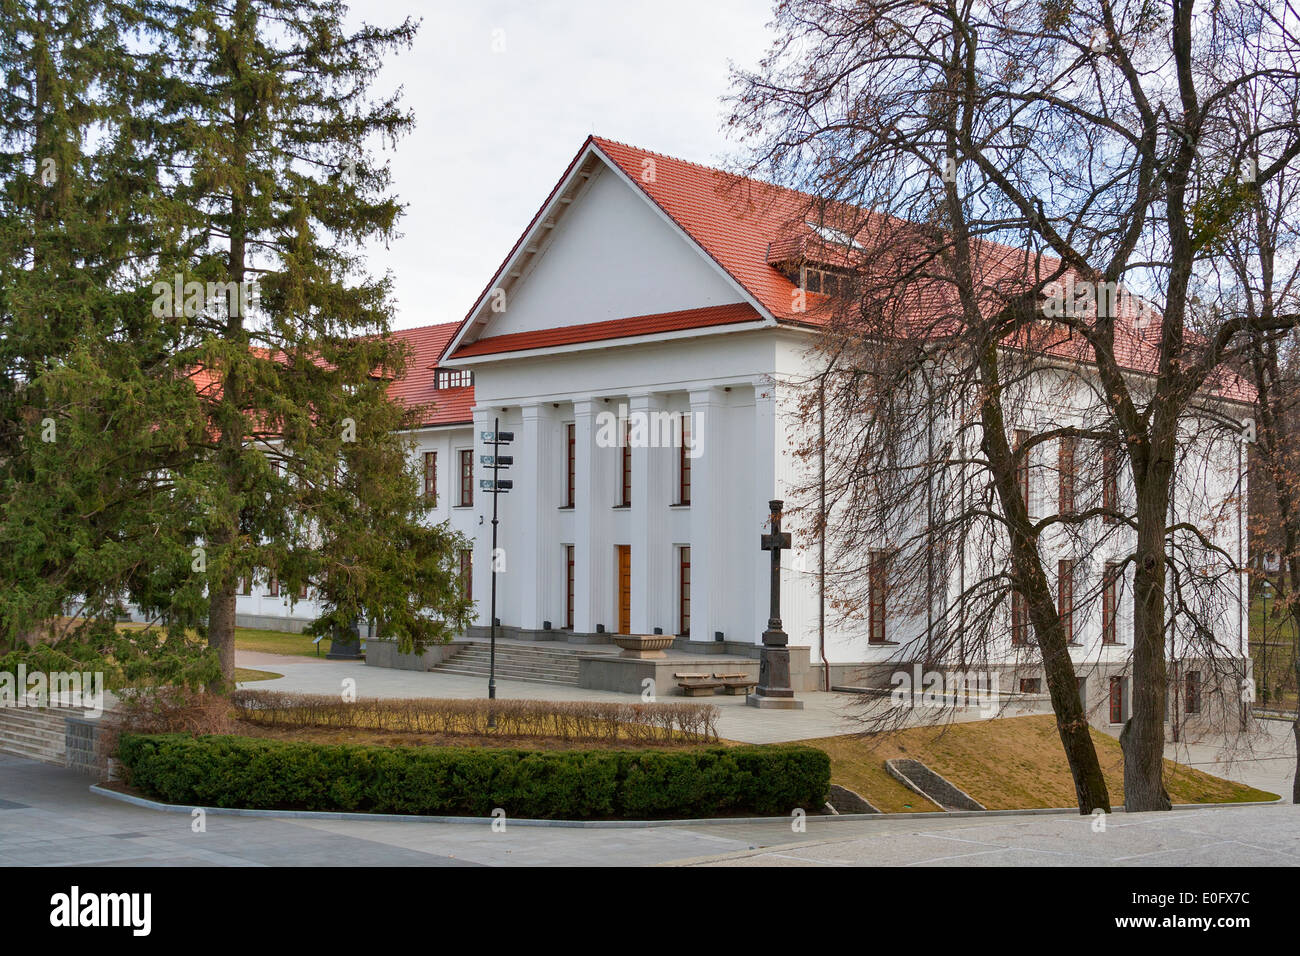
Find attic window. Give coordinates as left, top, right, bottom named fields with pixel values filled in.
left=806, top=221, right=864, bottom=251
left=799, top=266, right=851, bottom=298
left=435, top=369, right=473, bottom=389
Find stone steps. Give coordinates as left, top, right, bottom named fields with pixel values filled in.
left=430, top=642, right=589, bottom=686
left=0, top=707, right=67, bottom=765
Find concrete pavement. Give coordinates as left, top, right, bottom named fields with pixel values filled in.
left=1, top=755, right=1297, bottom=866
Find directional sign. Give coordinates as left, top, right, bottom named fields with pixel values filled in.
left=480, top=478, right=513, bottom=492
left=480, top=454, right=513, bottom=467
left=479, top=430, right=515, bottom=443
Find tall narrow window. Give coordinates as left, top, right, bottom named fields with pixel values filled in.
left=678, top=413, right=692, bottom=505
left=564, top=545, right=575, bottom=629
left=1011, top=590, right=1030, bottom=645
left=239, top=575, right=252, bottom=596
left=1058, top=559, right=1076, bottom=643
left=679, top=545, right=691, bottom=636
left=268, top=575, right=279, bottom=598
left=622, top=419, right=632, bottom=505
left=1015, top=429, right=1032, bottom=514
left=1102, top=561, right=1119, bottom=644
left=423, top=451, right=437, bottom=505
left=1058, top=435, right=1076, bottom=515
left=1109, top=676, right=1125, bottom=723
left=459, top=548, right=473, bottom=602
left=565, top=423, right=576, bottom=507
left=1185, top=670, right=1202, bottom=714
left=459, top=449, right=473, bottom=507
left=869, top=550, right=888, bottom=644
left=298, top=581, right=309, bottom=599
left=1102, top=440, right=1119, bottom=523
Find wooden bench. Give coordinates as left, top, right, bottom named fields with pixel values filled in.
left=713, top=672, right=758, bottom=695
left=675, top=672, right=722, bottom=696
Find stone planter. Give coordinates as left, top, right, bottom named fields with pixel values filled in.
left=612, top=634, right=675, bottom=659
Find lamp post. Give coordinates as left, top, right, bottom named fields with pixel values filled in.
left=480, top=418, right=513, bottom=726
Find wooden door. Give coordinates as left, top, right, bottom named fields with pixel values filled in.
left=616, top=545, right=631, bottom=634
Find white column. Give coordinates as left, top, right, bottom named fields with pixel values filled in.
left=629, top=392, right=670, bottom=634
left=753, top=381, right=779, bottom=643
left=688, top=387, right=722, bottom=643
left=572, top=397, right=605, bottom=633
left=517, top=402, right=553, bottom=630
left=470, top=407, right=494, bottom=628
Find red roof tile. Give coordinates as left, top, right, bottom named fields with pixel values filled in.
left=452, top=302, right=762, bottom=358
left=387, top=322, right=475, bottom=426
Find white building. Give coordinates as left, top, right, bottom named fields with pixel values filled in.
left=240, top=136, right=1252, bottom=722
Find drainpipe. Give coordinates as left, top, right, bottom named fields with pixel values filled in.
left=819, top=373, right=829, bottom=691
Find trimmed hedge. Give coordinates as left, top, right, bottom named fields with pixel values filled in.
left=115, top=733, right=830, bottom=819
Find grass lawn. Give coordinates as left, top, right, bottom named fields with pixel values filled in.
left=234, top=667, right=283, bottom=683
left=117, top=622, right=329, bottom=659
left=1250, top=592, right=1299, bottom=710
left=802, top=714, right=1278, bottom=812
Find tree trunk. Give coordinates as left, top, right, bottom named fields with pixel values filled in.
left=1123, top=476, right=1173, bottom=811
left=207, top=571, right=237, bottom=687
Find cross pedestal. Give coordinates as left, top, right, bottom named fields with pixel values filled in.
left=748, top=499, right=804, bottom=710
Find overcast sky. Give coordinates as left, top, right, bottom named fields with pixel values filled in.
left=349, top=0, right=777, bottom=330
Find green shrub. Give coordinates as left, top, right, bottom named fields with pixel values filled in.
left=115, top=733, right=830, bottom=820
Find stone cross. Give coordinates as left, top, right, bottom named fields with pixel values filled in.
left=751, top=498, right=799, bottom=705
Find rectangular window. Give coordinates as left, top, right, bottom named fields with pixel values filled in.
left=1102, top=561, right=1119, bottom=644
left=1058, top=435, right=1076, bottom=515
left=1015, top=429, right=1032, bottom=514
left=459, top=449, right=473, bottom=507
left=1185, top=670, right=1202, bottom=714
left=566, top=423, right=576, bottom=508
left=459, top=548, right=473, bottom=602
left=1019, top=677, right=1042, bottom=694
left=565, top=545, right=574, bottom=629
left=423, top=451, right=437, bottom=505
left=678, top=413, right=692, bottom=505
left=869, top=550, right=888, bottom=644
left=239, top=575, right=252, bottom=596
left=1059, top=559, right=1076, bottom=643
left=1011, top=590, right=1030, bottom=646
left=1109, top=676, right=1126, bottom=724
left=1102, top=441, right=1119, bottom=523
left=622, top=420, right=633, bottom=505
left=298, top=581, right=309, bottom=599
left=434, top=369, right=472, bottom=389
left=679, top=545, right=691, bottom=636
left=268, top=575, right=279, bottom=598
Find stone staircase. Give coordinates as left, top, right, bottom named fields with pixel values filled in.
left=0, top=707, right=67, bottom=765
left=430, top=641, right=596, bottom=686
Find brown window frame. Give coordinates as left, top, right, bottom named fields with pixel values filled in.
left=1058, top=435, right=1076, bottom=515
left=564, top=545, right=575, bottom=629
left=1059, top=558, right=1076, bottom=644
left=620, top=420, right=632, bottom=507
left=239, top=575, right=252, bottom=596
left=679, top=545, right=691, bottom=636
left=1102, top=440, right=1119, bottom=523
left=268, top=575, right=279, bottom=598
left=459, top=548, right=473, bottom=603
left=1102, top=561, right=1119, bottom=644
left=1019, top=677, right=1042, bottom=694
left=678, top=413, right=692, bottom=505
left=459, top=449, right=473, bottom=507
left=1185, top=670, right=1202, bottom=714
left=869, top=550, right=889, bottom=644
left=566, top=423, right=576, bottom=508
left=423, top=450, right=437, bottom=505
left=1109, top=676, right=1125, bottom=724
left=1015, top=429, right=1032, bottom=514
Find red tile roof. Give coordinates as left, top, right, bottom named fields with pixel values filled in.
left=387, top=322, right=475, bottom=426
left=452, top=302, right=762, bottom=358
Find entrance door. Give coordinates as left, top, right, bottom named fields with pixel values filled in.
left=616, top=545, right=631, bottom=634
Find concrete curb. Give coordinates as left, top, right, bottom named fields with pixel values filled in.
left=89, top=784, right=1286, bottom=828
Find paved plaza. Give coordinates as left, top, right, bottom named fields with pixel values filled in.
left=1, top=753, right=1297, bottom=866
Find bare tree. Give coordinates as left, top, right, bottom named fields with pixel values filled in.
left=730, top=0, right=1299, bottom=810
